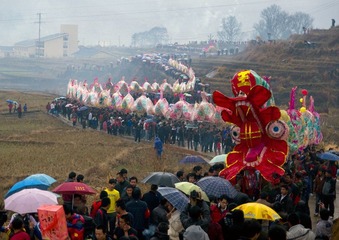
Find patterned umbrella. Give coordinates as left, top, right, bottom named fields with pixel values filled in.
left=157, top=187, right=189, bottom=212
left=197, top=176, right=237, bottom=198
left=233, top=202, right=281, bottom=221
left=52, top=182, right=96, bottom=195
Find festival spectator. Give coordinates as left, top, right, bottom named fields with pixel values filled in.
left=64, top=204, right=85, bottom=240
left=183, top=225, right=209, bottom=240
left=94, top=197, right=110, bottom=236
left=192, top=166, right=203, bottom=181
left=126, top=188, right=150, bottom=240
left=23, top=103, right=27, bottom=113
left=17, top=104, right=22, bottom=118
left=9, top=216, right=30, bottom=240
left=167, top=202, right=184, bottom=240
left=180, top=190, right=211, bottom=232
left=90, top=191, right=109, bottom=218
left=62, top=171, right=76, bottom=206
left=142, top=184, right=161, bottom=213
left=295, top=201, right=312, bottom=229
left=321, top=170, right=336, bottom=219
left=105, top=179, right=120, bottom=234
left=237, top=219, right=262, bottom=240
left=313, top=169, right=326, bottom=216
left=8, top=102, right=13, bottom=114
left=154, top=137, right=163, bottom=160
left=275, top=185, right=294, bottom=214
left=315, top=208, right=332, bottom=240
left=186, top=173, right=197, bottom=184
left=115, top=199, right=134, bottom=229
left=150, top=222, right=170, bottom=240
left=116, top=171, right=129, bottom=195
left=95, top=225, right=112, bottom=240
left=176, top=170, right=185, bottom=182
left=268, top=225, right=287, bottom=240
left=113, top=214, right=138, bottom=240
left=286, top=213, right=315, bottom=240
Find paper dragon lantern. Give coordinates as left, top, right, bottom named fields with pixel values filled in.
left=213, top=70, right=288, bottom=183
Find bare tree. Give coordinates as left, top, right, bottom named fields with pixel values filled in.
left=131, top=27, right=169, bottom=47
left=289, top=12, right=314, bottom=34
left=253, top=4, right=289, bottom=40
left=254, top=4, right=314, bottom=40
left=218, top=16, right=242, bottom=42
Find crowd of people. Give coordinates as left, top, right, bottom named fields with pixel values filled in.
left=46, top=98, right=234, bottom=156
left=1, top=150, right=337, bottom=240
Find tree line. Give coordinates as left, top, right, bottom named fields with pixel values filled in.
left=131, top=4, right=314, bottom=47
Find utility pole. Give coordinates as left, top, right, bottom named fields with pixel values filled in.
left=35, top=13, right=43, bottom=57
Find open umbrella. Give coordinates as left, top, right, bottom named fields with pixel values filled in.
left=180, top=155, right=207, bottom=164
left=5, top=188, right=58, bottom=214
left=175, top=182, right=209, bottom=202
left=197, top=176, right=237, bottom=198
left=65, top=103, right=73, bottom=108
left=52, top=182, right=96, bottom=195
left=209, top=154, right=227, bottom=165
left=25, top=174, right=56, bottom=186
left=78, top=106, right=88, bottom=112
left=157, top=187, right=189, bottom=212
left=232, top=202, right=281, bottom=221
left=5, top=178, right=50, bottom=198
left=142, top=172, right=180, bottom=187
left=317, top=152, right=339, bottom=161
left=6, top=99, right=14, bottom=103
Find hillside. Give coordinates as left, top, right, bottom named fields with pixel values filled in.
left=193, top=27, right=339, bottom=112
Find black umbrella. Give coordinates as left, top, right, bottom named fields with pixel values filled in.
left=141, top=172, right=180, bottom=187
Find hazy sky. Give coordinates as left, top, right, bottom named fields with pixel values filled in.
left=0, top=0, right=337, bottom=46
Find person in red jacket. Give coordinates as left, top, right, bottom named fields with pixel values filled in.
left=9, top=217, right=30, bottom=240
left=90, top=191, right=109, bottom=218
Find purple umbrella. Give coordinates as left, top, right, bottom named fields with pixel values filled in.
left=180, top=155, right=207, bottom=164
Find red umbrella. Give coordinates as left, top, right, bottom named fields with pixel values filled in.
left=52, top=182, right=96, bottom=195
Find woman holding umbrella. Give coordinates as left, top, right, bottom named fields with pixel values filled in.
left=166, top=203, right=184, bottom=240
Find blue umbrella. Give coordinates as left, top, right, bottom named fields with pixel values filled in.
left=180, top=155, right=207, bottom=164
left=157, top=187, right=189, bottom=212
left=24, top=174, right=56, bottom=185
left=197, top=176, right=237, bottom=199
left=6, top=99, right=14, bottom=103
left=317, top=152, right=339, bottom=161
left=5, top=178, right=50, bottom=198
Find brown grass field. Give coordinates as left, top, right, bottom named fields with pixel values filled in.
left=0, top=90, right=215, bottom=201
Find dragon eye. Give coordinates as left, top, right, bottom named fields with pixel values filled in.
left=231, top=126, right=241, bottom=144
left=266, top=120, right=287, bottom=139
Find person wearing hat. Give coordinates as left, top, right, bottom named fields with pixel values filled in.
left=321, top=170, right=336, bottom=219
left=105, top=179, right=120, bottom=235
left=183, top=225, right=209, bottom=240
